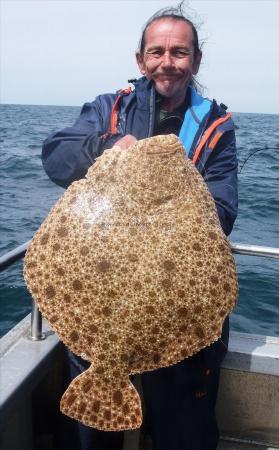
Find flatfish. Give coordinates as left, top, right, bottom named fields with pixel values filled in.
left=24, top=134, right=238, bottom=431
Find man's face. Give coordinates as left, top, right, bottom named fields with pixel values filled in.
left=136, top=18, right=201, bottom=102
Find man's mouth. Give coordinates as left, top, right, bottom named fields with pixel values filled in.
left=158, top=74, right=178, bottom=79
left=156, top=73, right=180, bottom=82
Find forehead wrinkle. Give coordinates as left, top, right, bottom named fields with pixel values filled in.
left=145, top=19, right=193, bottom=52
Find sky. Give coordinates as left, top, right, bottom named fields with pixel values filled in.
left=1, top=0, right=279, bottom=114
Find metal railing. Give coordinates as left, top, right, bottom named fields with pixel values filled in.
left=0, top=240, right=278, bottom=341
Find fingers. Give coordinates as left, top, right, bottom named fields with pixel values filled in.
left=114, top=135, right=137, bottom=150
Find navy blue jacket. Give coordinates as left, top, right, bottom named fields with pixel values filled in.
left=42, top=77, right=238, bottom=236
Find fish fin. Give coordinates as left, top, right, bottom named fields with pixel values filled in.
left=60, top=366, right=142, bottom=431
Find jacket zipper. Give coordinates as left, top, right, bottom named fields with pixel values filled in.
left=148, top=86, right=155, bottom=137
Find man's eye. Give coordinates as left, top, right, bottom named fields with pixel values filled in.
left=174, top=50, right=191, bottom=58
left=146, top=50, right=162, bottom=58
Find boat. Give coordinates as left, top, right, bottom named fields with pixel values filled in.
left=0, top=242, right=278, bottom=450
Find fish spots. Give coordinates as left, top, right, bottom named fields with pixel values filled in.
left=81, top=297, right=90, bottom=305
left=45, top=285, right=56, bottom=299
left=122, top=403, right=130, bottom=415
left=177, top=289, right=185, bottom=299
left=128, top=227, right=138, bottom=236
left=104, top=410, right=111, bottom=421
left=73, top=279, right=83, bottom=291
left=194, top=305, right=202, bottom=314
left=128, top=254, right=138, bottom=263
left=89, top=324, right=98, bottom=334
left=96, top=259, right=111, bottom=273
left=65, top=393, right=77, bottom=407
left=98, top=418, right=104, bottom=427
left=120, top=353, right=129, bottom=363
left=223, top=282, right=231, bottom=292
left=40, top=233, right=49, bottom=245
left=208, top=231, right=218, bottom=241
left=126, top=337, right=134, bottom=346
left=26, top=261, right=37, bottom=269
left=151, top=326, right=160, bottom=335
left=56, top=267, right=65, bottom=276
left=78, top=402, right=86, bottom=415
left=210, top=275, right=219, bottom=285
left=210, top=288, right=217, bottom=297
left=153, top=353, right=161, bottom=364
left=163, top=260, right=175, bottom=271
left=161, top=278, right=172, bottom=290
left=134, top=281, right=142, bottom=291
left=181, top=348, right=189, bottom=358
left=131, top=414, right=138, bottom=425
left=92, top=400, right=100, bottom=413
left=107, top=289, right=118, bottom=299
left=153, top=195, right=173, bottom=206
left=90, top=414, right=97, bottom=423
left=69, top=331, right=79, bottom=343
left=109, top=333, right=118, bottom=342
left=80, top=246, right=90, bottom=256
left=82, top=379, right=93, bottom=393
left=113, top=391, right=123, bottom=406
left=95, top=366, right=105, bottom=375
left=132, top=322, right=141, bottom=331
left=102, top=306, right=112, bottom=317
left=177, top=307, right=189, bottom=318
left=193, top=243, right=202, bottom=251
left=219, top=309, right=227, bottom=318
left=145, top=305, right=155, bottom=315
left=57, top=226, right=68, bottom=238
left=50, top=315, right=58, bottom=323
left=69, top=195, right=77, bottom=204
left=194, top=326, right=205, bottom=339
left=63, top=293, right=71, bottom=303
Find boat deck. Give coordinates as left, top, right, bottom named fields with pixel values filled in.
left=218, top=441, right=277, bottom=450
left=139, top=435, right=278, bottom=450
left=1, top=317, right=279, bottom=450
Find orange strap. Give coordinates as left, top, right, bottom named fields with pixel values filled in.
left=208, top=130, right=223, bottom=150
left=110, top=87, right=132, bottom=134
left=192, top=113, right=232, bottom=165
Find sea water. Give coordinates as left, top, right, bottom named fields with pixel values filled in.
left=0, top=104, right=278, bottom=338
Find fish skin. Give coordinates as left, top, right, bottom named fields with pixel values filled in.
left=24, top=134, right=238, bottom=431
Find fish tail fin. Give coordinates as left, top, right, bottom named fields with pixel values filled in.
left=60, top=366, right=142, bottom=431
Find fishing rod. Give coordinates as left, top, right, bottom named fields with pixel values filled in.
left=238, top=145, right=278, bottom=174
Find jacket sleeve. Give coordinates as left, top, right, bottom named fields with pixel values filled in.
left=42, top=96, right=111, bottom=188
left=204, top=130, right=238, bottom=236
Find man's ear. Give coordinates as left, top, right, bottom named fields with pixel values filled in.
left=192, top=50, right=202, bottom=75
left=136, top=51, right=146, bottom=75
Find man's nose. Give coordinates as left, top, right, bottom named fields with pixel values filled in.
left=161, top=51, right=174, bottom=68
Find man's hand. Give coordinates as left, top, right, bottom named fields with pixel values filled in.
left=114, top=134, right=137, bottom=150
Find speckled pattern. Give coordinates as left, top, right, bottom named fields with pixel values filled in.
left=24, top=134, right=238, bottom=431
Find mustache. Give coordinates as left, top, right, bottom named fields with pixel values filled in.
left=155, top=72, right=180, bottom=77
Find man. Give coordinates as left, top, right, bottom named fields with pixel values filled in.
left=43, top=6, right=238, bottom=450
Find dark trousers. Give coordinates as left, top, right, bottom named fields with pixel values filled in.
left=57, top=318, right=229, bottom=450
